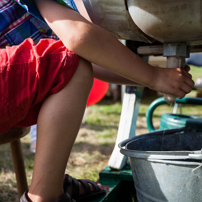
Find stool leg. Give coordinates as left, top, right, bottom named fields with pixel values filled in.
left=10, top=139, right=28, bottom=199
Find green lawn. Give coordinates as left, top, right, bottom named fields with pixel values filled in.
left=189, top=65, right=202, bottom=82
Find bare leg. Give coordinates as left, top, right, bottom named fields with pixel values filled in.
left=28, top=58, right=93, bottom=202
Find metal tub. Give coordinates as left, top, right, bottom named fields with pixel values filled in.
left=83, top=0, right=202, bottom=45
left=119, top=127, right=202, bottom=202
left=82, top=0, right=154, bottom=42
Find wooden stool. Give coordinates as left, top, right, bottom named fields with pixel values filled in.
left=0, top=127, right=30, bottom=199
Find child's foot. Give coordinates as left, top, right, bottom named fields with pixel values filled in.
left=20, top=190, right=76, bottom=202
left=63, top=174, right=108, bottom=202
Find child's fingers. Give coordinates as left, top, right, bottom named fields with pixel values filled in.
left=176, top=67, right=192, bottom=78
left=181, top=70, right=195, bottom=87
left=172, top=68, right=194, bottom=98
left=177, top=84, right=193, bottom=99
left=182, top=65, right=190, bottom=72
left=177, top=68, right=194, bottom=88
left=175, top=89, right=187, bottom=99
left=182, top=69, right=192, bottom=78
left=184, top=78, right=195, bottom=89
left=180, top=82, right=194, bottom=94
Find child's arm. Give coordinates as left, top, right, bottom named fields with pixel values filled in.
left=35, top=0, right=194, bottom=98
left=92, top=64, right=141, bottom=86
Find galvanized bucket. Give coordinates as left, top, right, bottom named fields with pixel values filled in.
left=119, top=127, right=202, bottom=202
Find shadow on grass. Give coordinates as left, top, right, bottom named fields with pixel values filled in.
left=95, top=99, right=121, bottom=106
left=0, top=185, right=19, bottom=202
left=0, top=141, right=35, bottom=201
left=83, top=123, right=118, bottom=132
left=73, top=141, right=115, bottom=155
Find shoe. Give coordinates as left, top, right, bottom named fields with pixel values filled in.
left=20, top=190, right=76, bottom=202
left=63, top=174, right=107, bottom=202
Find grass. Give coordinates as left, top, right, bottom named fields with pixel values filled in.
left=189, top=65, right=202, bottom=82
left=0, top=65, right=202, bottom=201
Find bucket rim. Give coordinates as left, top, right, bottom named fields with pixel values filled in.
left=144, top=158, right=202, bottom=166
left=119, top=127, right=202, bottom=160
left=120, top=148, right=202, bottom=160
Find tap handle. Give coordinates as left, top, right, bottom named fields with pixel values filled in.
left=164, top=57, right=185, bottom=104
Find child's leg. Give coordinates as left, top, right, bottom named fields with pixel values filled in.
left=28, top=57, right=93, bottom=202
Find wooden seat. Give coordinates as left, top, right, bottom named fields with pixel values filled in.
left=0, top=127, right=30, bottom=199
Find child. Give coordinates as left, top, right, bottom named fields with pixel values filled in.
left=0, top=0, right=194, bottom=202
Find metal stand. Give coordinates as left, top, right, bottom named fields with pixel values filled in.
left=108, top=86, right=143, bottom=170
left=89, top=52, right=146, bottom=202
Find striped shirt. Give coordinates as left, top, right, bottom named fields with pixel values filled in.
left=0, top=0, right=78, bottom=47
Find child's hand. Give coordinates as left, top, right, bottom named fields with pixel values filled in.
left=151, top=66, right=194, bottom=99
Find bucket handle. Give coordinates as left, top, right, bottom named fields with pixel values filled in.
left=191, top=150, right=202, bottom=179
left=120, top=148, right=202, bottom=160
left=192, top=164, right=202, bottom=178
left=189, top=150, right=202, bottom=160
